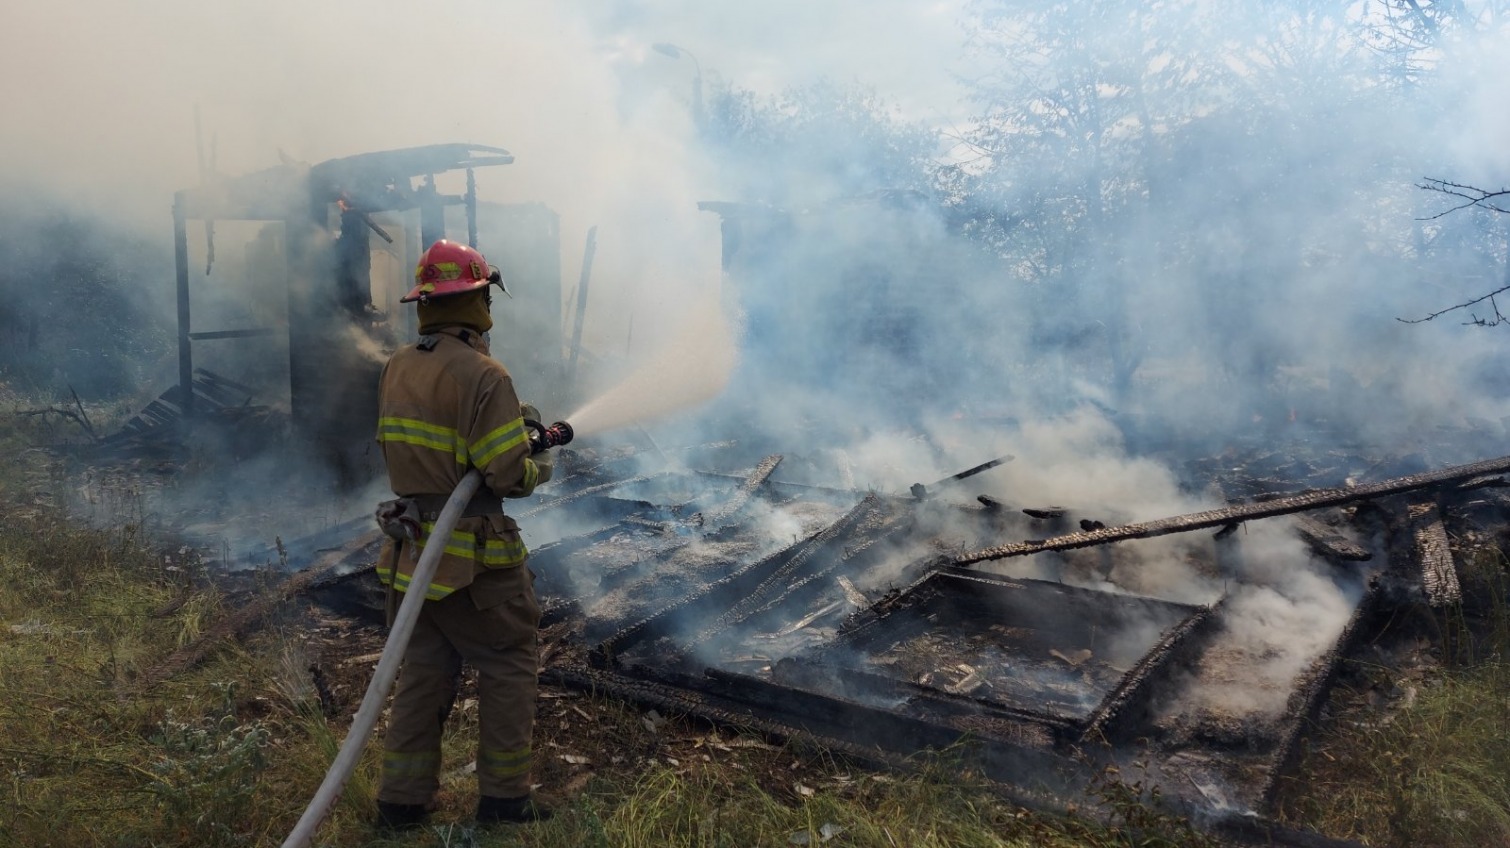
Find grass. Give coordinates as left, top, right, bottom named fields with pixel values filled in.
left=1280, top=548, right=1510, bottom=846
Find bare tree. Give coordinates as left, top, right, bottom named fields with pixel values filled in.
left=1402, top=178, right=1510, bottom=325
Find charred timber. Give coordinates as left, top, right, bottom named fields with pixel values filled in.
left=956, top=453, right=1510, bottom=566
left=520, top=472, right=670, bottom=517
left=715, top=509, right=910, bottom=640
left=540, top=662, right=1071, bottom=816
left=692, top=470, right=876, bottom=501
left=702, top=496, right=888, bottom=637
left=593, top=496, right=893, bottom=668
left=1410, top=503, right=1461, bottom=607
left=772, top=655, right=1082, bottom=738
left=1292, top=515, right=1373, bottom=562
left=1079, top=600, right=1221, bottom=745
left=541, top=662, right=1365, bottom=848
left=1259, top=579, right=1383, bottom=813
left=703, top=454, right=782, bottom=525
left=590, top=523, right=836, bottom=668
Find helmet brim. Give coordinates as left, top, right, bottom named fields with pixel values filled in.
left=400, top=276, right=494, bottom=303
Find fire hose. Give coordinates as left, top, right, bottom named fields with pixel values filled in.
left=280, top=468, right=483, bottom=848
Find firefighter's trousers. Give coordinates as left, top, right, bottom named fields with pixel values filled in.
left=378, top=564, right=540, bottom=804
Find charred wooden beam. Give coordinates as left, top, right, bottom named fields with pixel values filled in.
left=187, top=328, right=278, bottom=341
left=770, top=656, right=1081, bottom=737
left=542, top=661, right=1074, bottom=813
left=591, top=526, right=831, bottom=667
left=692, top=469, right=874, bottom=500
left=704, top=454, right=782, bottom=525
left=1259, top=579, right=1383, bottom=813
left=1080, top=601, right=1221, bottom=745
left=520, top=473, right=670, bottom=518
left=1292, top=515, right=1372, bottom=562
left=911, top=454, right=1013, bottom=500
left=957, top=453, right=1510, bottom=566
left=1022, top=506, right=1068, bottom=520
left=540, top=661, right=1366, bottom=848
left=729, top=523, right=913, bottom=639
left=1454, top=474, right=1509, bottom=493
left=593, top=496, right=888, bottom=667
left=703, top=495, right=888, bottom=637
left=1409, top=503, right=1461, bottom=607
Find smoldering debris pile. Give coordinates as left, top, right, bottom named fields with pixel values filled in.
left=276, top=424, right=1510, bottom=846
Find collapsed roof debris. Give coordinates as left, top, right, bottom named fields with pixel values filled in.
left=207, top=438, right=1502, bottom=847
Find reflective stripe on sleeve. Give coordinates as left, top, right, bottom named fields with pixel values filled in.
left=520, top=457, right=539, bottom=492
left=469, top=417, right=529, bottom=467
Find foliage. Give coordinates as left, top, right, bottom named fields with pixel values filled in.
left=0, top=201, right=172, bottom=400
left=145, top=690, right=272, bottom=847
left=701, top=80, right=941, bottom=206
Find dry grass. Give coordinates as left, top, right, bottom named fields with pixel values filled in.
left=1280, top=548, right=1510, bottom=846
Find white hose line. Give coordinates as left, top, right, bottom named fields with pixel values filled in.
left=281, top=469, right=484, bottom=848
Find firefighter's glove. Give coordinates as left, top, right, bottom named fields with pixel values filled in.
left=375, top=497, right=422, bottom=542
left=521, top=402, right=548, bottom=456
left=532, top=448, right=555, bottom=486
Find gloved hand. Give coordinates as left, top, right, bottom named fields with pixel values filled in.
left=532, top=448, right=554, bottom=485
left=520, top=402, right=542, bottom=425
left=375, top=498, right=422, bottom=542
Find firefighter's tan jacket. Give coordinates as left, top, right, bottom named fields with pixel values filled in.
left=376, top=326, right=545, bottom=600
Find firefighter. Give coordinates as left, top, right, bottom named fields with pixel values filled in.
left=373, top=239, right=554, bottom=828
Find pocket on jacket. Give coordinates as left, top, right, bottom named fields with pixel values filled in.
left=469, top=550, right=531, bottom=610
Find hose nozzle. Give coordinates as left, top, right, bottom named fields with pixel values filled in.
left=526, top=420, right=574, bottom=454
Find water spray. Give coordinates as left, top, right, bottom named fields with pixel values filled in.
left=564, top=288, right=739, bottom=440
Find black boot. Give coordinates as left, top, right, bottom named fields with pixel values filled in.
left=375, top=800, right=429, bottom=830
left=476, top=794, right=553, bottom=824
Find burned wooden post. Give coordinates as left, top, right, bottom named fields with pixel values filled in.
left=172, top=192, right=193, bottom=419
left=1409, top=501, right=1461, bottom=607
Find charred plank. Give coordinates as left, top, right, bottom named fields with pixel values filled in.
left=703, top=454, right=782, bottom=525
left=957, top=454, right=1510, bottom=566
left=1292, top=515, right=1372, bottom=562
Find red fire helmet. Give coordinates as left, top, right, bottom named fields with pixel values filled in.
left=402, top=240, right=500, bottom=303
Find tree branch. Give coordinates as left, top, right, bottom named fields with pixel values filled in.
left=1417, top=177, right=1510, bottom=219
left=1399, top=284, right=1510, bottom=324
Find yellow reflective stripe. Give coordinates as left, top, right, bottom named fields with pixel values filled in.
left=385, top=568, right=459, bottom=600
left=379, top=416, right=454, bottom=438
left=482, top=536, right=528, bottom=567
left=469, top=417, right=529, bottom=467
left=383, top=749, right=442, bottom=777
left=478, top=747, right=532, bottom=779
left=417, top=521, right=477, bottom=558
left=378, top=416, right=466, bottom=464
left=521, top=457, right=539, bottom=492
